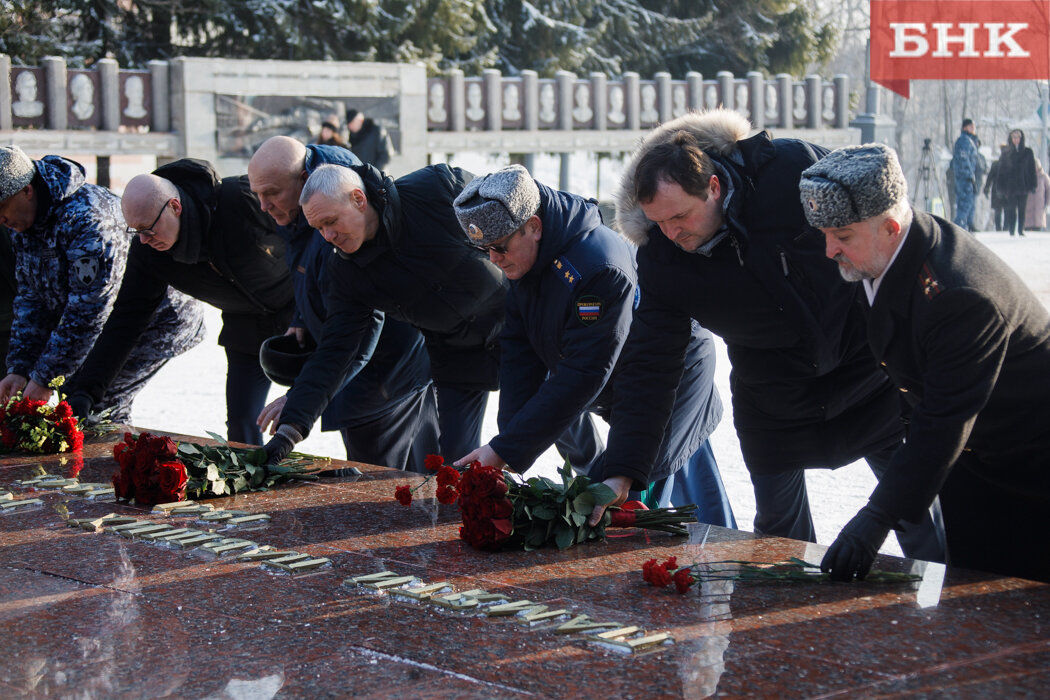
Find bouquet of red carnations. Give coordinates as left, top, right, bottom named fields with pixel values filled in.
left=395, top=455, right=698, bottom=552
left=112, top=431, right=328, bottom=506
left=0, top=381, right=83, bottom=455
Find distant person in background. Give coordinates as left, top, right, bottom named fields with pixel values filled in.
left=0, top=145, right=204, bottom=420
left=950, top=118, right=980, bottom=231
left=346, top=108, right=393, bottom=171
left=996, top=129, right=1036, bottom=236
left=983, top=145, right=1006, bottom=231
left=315, top=118, right=350, bottom=150
left=1025, top=160, right=1050, bottom=231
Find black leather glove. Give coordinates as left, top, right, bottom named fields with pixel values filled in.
left=821, top=504, right=895, bottom=582
left=66, top=393, right=94, bottom=421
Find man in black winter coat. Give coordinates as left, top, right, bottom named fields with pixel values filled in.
left=262, top=162, right=506, bottom=467
left=589, top=110, right=944, bottom=566
left=67, top=159, right=295, bottom=444
left=804, top=143, right=1050, bottom=583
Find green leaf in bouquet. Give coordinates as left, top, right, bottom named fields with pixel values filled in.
left=246, top=448, right=267, bottom=465
left=570, top=510, right=587, bottom=527
left=232, top=475, right=248, bottom=491
left=178, top=443, right=201, bottom=455
left=587, top=482, right=617, bottom=504
left=572, top=492, right=595, bottom=512
left=531, top=503, right=557, bottom=520
left=205, top=431, right=229, bottom=445
left=554, top=524, right=575, bottom=550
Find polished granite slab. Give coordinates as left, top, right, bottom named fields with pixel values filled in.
left=1, top=431, right=1047, bottom=698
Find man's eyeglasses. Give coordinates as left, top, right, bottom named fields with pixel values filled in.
left=126, top=200, right=170, bottom=238
left=474, top=226, right=522, bottom=255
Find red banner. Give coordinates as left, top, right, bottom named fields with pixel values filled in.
left=871, top=0, right=1050, bottom=98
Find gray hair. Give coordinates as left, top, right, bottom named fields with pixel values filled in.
left=299, top=163, right=364, bottom=207
left=880, top=196, right=913, bottom=232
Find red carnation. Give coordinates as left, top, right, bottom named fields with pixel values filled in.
left=54, top=401, right=73, bottom=419
left=423, top=454, right=444, bottom=471
left=649, top=563, right=672, bottom=588
left=436, top=484, right=458, bottom=504
left=673, top=567, right=694, bottom=594
left=394, top=484, right=412, bottom=506
left=662, top=556, right=678, bottom=571
left=642, top=558, right=658, bottom=584
left=436, top=465, right=460, bottom=487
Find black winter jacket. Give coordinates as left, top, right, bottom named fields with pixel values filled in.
left=609, top=112, right=903, bottom=481
left=70, top=159, right=294, bottom=406
left=278, top=163, right=506, bottom=433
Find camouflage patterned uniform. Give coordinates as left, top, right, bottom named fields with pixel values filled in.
left=5, top=155, right=205, bottom=421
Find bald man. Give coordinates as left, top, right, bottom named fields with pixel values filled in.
left=247, top=137, right=440, bottom=471
left=66, top=158, right=295, bottom=444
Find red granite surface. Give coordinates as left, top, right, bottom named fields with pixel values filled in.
left=1, top=431, right=1047, bottom=698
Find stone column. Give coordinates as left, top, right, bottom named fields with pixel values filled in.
left=0, top=55, right=11, bottom=131
left=556, top=70, right=575, bottom=189
left=655, top=72, right=672, bottom=124
left=42, top=56, right=67, bottom=131
left=449, top=69, right=465, bottom=133
left=590, top=72, right=607, bottom=131
left=717, top=71, right=734, bottom=111
left=148, top=60, right=170, bottom=132
left=776, top=74, right=793, bottom=129
left=747, top=71, right=764, bottom=130
left=521, top=70, right=538, bottom=173
left=623, top=72, right=640, bottom=131
left=98, top=58, right=120, bottom=131
left=833, top=74, right=850, bottom=129
left=483, top=68, right=501, bottom=131
left=686, top=71, right=704, bottom=112
left=805, top=74, right=822, bottom=129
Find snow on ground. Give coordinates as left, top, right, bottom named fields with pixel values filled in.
left=131, top=230, right=1049, bottom=558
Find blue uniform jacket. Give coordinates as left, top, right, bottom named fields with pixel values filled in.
left=278, top=145, right=431, bottom=431
left=492, top=182, right=721, bottom=482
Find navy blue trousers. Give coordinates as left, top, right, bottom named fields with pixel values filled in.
left=225, top=347, right=271, bottom=446
left=340, top=385, right=441, bottom=473
left=433, top=384, right=489, bottom=460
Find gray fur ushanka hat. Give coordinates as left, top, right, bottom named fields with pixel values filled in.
left=799, top=143, right=907, bottom=229
left=454, top=164, right=540, bottom=245
left=0, top=145, right=35, bottom=202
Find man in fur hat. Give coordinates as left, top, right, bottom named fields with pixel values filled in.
left=803, top=143, right=1050, bottom=582
left=588, top=110, right=944, bottom=567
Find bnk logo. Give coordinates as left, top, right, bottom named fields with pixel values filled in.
left=871, top=1, right=1050, bottom=98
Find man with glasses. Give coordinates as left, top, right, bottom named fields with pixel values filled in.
left=0, top=146, right=204, bottom=420
left=450, top=166, right=734, bottom=524
left=65, top=158, right=294, bottom=444
left=259, top=162, right=506, bottom=468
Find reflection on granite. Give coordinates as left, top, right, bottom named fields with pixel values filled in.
left=1, top=431, right=1048, bottom=698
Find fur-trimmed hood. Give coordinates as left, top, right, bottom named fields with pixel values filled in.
left=614, top=109, right=752, bottom=246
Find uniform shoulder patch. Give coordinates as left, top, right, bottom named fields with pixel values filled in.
left=70, top=254, right=102, bottom=290
left=918, top=262, right=942, bottom=300
left=553, top=256, right=582, bottom=289
left=575, top=295, right=603, bottom=325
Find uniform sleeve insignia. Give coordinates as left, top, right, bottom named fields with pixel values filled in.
left=553, top=256, right=581, bottom=289
left=575, top=295, right=603, bottom=325
left=918, top=262, right=942, bottom=300
left=70, top=254, right=101, bottom=289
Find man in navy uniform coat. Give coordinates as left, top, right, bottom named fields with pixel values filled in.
left=802, top=143, right=1050, bottom=583
left=452, top=165, right=734, bottom=524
